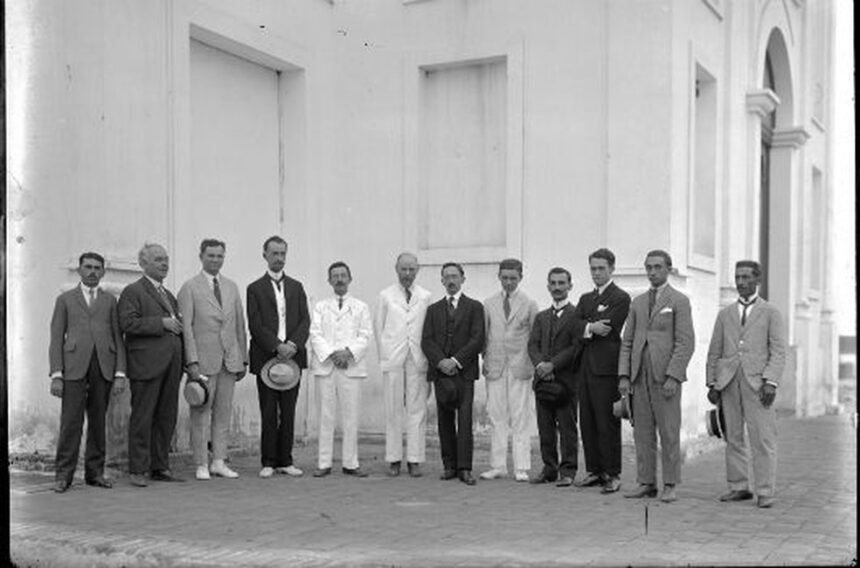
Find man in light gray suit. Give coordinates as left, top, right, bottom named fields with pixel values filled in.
left=706, top=260, right=785, bottom=508
left=178, top=239, right=248, bottom=480
left=618, top=250, right=695, bottom=503
left=480, top=258, right=539, bottom=482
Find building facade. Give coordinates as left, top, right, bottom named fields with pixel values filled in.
left=7, top=0, right=838, bottom=458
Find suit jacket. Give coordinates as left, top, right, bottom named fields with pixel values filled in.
left=618, top=284, right=695, bottom=384
left=421, top=294, right=485, bottom=382
left=706, top=298, right=786, bottom=392
left=373, top=283, right=432, bottom=372
left=482, top=289, right=539, bottom=381
left=527, top=304, right=585, bottom=394
left=177, top=273, right=248, bottom=376
left=573, top=282, right=631, bottom=376
left=247, top=273, right=310, bottom=374
left=118, top=277, right=184, bottom=381
left=49, top=286, right=126, bottom=381
left=310, top=295, right=372, bottom=378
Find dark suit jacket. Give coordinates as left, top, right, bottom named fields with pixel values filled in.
left=527, top=305, right=585, bottom=394
left=421, top=295, right=485, bottom=382
left=118, top=277, right=184, bottom=381
left=573, top=282, right=631, bottom=376
left=49, top=287, right=126, bottom=381
left=247, top=273, right=310, bottom=374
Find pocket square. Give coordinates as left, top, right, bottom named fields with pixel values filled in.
left=597, top=304, right=608, bottom=312
left=659, top=307, right=673, bottom=314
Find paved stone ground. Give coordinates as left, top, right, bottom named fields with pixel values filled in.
left=9, top=414, right=857, bottom=567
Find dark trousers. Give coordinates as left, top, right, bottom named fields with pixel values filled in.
left=536, top=392, right=579, bottom=478
left=436, top=378, right=475, bottom=472
left=128, top=348, right=183, bottom=474
left=579, top=362, right=622, bottom=478
left=257, top=377, right=301, bottom=467
left=55, top=352, right=113, bottom=483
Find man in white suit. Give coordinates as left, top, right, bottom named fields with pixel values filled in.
left=706, top=260, right=785, bottom=508
left=373, top=252, right=432, bottom=477
left=480, top=258, right=539, bottom=482
left=310, top=261, right=373, bottom=478
left=178, top=239, right=248, bottom=481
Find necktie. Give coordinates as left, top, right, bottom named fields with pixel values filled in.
left=648, top=288, right=657, bottom=316
left=503, top=293, right=511, bottom=319
left=447, top=296, right=456, bottom=315
left=272, top=276, right=283, bottom=292
left=158, top=285, right=175, bottom=316
left=338, top=296, right=344, bottom=310
left=213, top=277, right=222, bottom=307
left=87, top=287, right=96, bottom=307
left=405, top=288, right=412, bottom=305
left=740, top=299, right=752, bottom=326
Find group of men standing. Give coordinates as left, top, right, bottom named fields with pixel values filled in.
left=48, top=239, right=785, bottom=509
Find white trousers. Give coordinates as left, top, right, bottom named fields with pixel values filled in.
left=383, top=352, right=428, bottom=464
left=190, top=368, right=236, bottom=466
left=722, top=368, right=778, bottom=497
left=486, top=367, right=533, bottom=473
left=317, top=369, right=362, bottom=470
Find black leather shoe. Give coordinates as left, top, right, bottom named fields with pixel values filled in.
left=719, top=489, right=753, bottom=502
left=150, top=470, right=185, bottom=482
left=387, top=461, right=401, bottom=477
left=600, top=476, right=622, bottom=494
left=53, top=480, right=71, bottom=493
left=624, top=484, right=658, bottom=498
left=129, top=473, right=148, bottom=487
left=342, top=467, right=369, bottom=478
left=459, top=471, right=476, bottom=486
left=407, top=462, right=423, bottom=478
left=85, top=476, right=113, bottom=489
left=556, top=475, right=574, bottom=487
left=529, top=471, right=558, bottom=484
left=440, top=469, right=457, bottom=480
left=313, top=467, right=332, bottom=478
left=574, top=472, right=603, bottom=487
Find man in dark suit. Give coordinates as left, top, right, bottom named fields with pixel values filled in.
left=618, top=250, right=695, bottom=503
left=49, top=252, right=127, bottom=492
left=527, top=267, right=585, bottom=487
left=118, top=243, right=185, bottom=487
left=573, top=249, right=631, bottom=493
left=247, top=235, right=310, bottom=478
left=421, top=262, right=485, bottom=486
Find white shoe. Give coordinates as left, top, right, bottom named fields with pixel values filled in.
left=196, top=466, right=211, bottom=480
left=479, top=468, right=507, bottom=480
left=259, top=467, right=275, bottom=478
left=515, top=470, right=529, bottom=482
left=276, top=465, right=303, bottom=477
left=210, top=460, right=239, bottom=479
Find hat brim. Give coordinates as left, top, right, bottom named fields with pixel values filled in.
left=706, top=407, right=727, bottom=439
left=434, top=377, right=460, bottom=410
left=183, top=377, right=210, bottom=407
left=260, top=358, right=301, bottom=391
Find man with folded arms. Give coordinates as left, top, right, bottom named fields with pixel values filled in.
left=618, top=250, right=694, bottom=503
left=421, top=262, right=485, bottom=486
left=119, top=243, right=185, bottom=486
left=706, top=260, right=785, bottom=508
left=247, top=236, right=310, bottom=479
left=480, top=258, right=539, bottom=482
left=49, top=252, right=126, bottom=492
left=573, top=248, right=630, bottom=493
left=373, top=252, right=433, bottom=478
left=310, top=261, right=372, bottom=478
left=527, top=267, right=585, bottom=488
left=178, top=239, right=248, bottom=481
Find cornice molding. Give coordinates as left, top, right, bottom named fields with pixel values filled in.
left=771, top=126, right=811, bottom=149
left=746, top=88, right=780, bottom=118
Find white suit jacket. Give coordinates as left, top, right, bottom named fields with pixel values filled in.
left=706, top=298, right=786, bottom=392
left=310, top=295, right=372, bottom=378
left=373, top=283, right=432, bottom=372
left=177, top=272, right=248, bottom=375
left=482, top=289, right=539, bottom=381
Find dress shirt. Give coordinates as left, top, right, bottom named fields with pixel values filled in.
left=737, top=293, right=759, bottom=319
left=583, top=281, right=613, bottom=338
left=447, top=291, right=463, bottom=310
left=267, top=270, right=289, bottom=343
left=80, top=283, right=98, bottom=306
left=552, top=299, right=570, bottom=314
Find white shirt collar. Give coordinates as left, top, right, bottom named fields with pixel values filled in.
left=144, top=274, right=164, bottom=289
left=447, top=291, right=463, bottom=305
left=739, top=293, right=759, bottom=305
left=79, top=282, right=99, bottom=295
left=596, top=280, right=613, bottom=296
left=267, top=270, right=284, bottom=281
left=502, top=288, right=520, bottom=300
left=552, top=299, right=570, bottom=311
left=202, top=270, right=219, bottom=283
